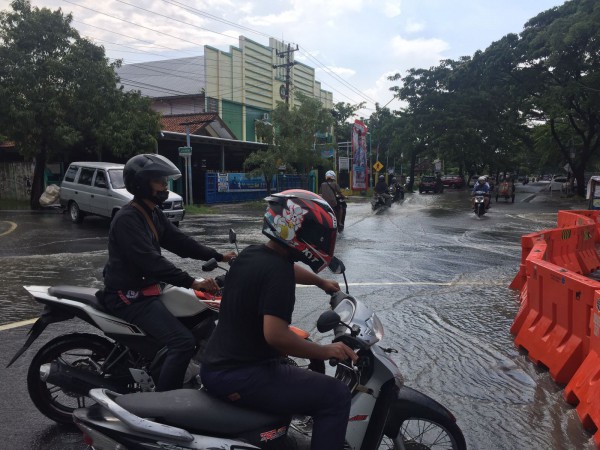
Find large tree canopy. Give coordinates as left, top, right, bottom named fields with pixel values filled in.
left=386, top=0, right=600, bottom=194
left=0, top=0, right=160, bottom=207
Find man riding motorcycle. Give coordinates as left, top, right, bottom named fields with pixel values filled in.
left=374, top=174, right=392, bottom=206
left=471, top=176, right=491, bottom=210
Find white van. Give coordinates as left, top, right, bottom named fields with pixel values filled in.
left=59, top=161, right=185, bottom=225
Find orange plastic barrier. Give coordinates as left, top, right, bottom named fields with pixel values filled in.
left=564, top=296, right=600, bottom=448
left=510, top=238, right=545, bottom=336
left=512, top=260, right=600, bottom=384
left=511, top=210, right=600, bottom=447
left=509, top=233, right=546, bottom=290
left=544, top=227, right=584, bottom=274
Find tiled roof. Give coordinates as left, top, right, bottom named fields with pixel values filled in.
left=160, top=113, right=237, bottom=139
left=160, top=113, right=219, bottom=134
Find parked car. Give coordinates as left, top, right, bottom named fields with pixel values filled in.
left=419, top=175, right=443, bottom=194
left=441, top=174, right=465, bottom=188
left=59, top=161, right=185, bottom=225
left=549, top=175, right=569, bottom=192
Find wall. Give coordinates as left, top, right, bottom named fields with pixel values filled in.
left=0, top=162, right=34, bottom=200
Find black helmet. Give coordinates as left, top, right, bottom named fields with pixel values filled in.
left=378, top=174, right=385, bottom=180
left=124, top=154, right=181, bottom=199
left=263, top=189, right=337, bottom=273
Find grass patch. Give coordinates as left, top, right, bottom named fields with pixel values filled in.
left=0, top=199, right=30, bottom=210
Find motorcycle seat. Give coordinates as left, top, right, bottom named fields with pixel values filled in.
left=48, top=285, right=106, bottom=312
left=115, top=389, right=290, bottom=436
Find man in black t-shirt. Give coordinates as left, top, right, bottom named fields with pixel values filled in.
left=201, top=190, right=357, bottom=450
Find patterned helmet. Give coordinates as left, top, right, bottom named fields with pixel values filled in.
left=325, top=170, right=336, bottom=180
left=263, top=189, right=337, bottom=273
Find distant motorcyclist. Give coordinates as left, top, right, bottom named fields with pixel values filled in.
left=374, top=174, right=392, bottom=206
left=319, top=170, right=346, bottom=232
left=471, top=176, right=491, bottom=209
left=388, top=176, right=404, bottom=201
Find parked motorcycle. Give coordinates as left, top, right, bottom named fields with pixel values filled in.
left=73, top=257, right=467, bottom=450
left=6, top=229, right=318, bottom=425
left=472, top=191, right=488, bottom=217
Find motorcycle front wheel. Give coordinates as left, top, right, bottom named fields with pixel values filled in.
left=379, top=416, right=466, bottom=450
left=27, top=333, right=128, bottom=425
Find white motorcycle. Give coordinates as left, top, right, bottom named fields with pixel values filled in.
left=73, top=257, right=467, bottom=450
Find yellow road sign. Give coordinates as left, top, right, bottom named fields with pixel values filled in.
left=373, top=161, right=383, bottom=172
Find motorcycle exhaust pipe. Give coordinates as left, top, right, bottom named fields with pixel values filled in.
left=42, top=359, right=126, bottom=396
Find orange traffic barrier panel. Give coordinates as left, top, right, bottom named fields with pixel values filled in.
left=509, top=233, right=546, bottom=290
left=557, top=210, right=597, bottom=228
left=577, top=225, right=600, bottom=273
left=564, top=295, right=600, bottom=447
left=512, top=260, right=600, bottom=384
left=510, top=238, right=546, bottom=336
left=544, top=227, right=583, bottom=274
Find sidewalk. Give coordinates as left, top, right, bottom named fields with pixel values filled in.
left=520, top=183, right=587, bottom=208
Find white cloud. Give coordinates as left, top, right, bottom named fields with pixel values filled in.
left=383, top=1, right=402, bottom=18
left=405, top=19, right=424, bottom=34
left=390, top=35, right=450, bottom=71
left=316, top=66, right=356, bottom=78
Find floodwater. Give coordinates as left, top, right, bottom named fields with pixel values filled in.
left=0, top=189, right=595, bottom=449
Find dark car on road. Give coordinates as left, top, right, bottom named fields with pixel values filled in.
left=419, top=175, right=444, bottom=194
left=441, top=174, right=465, bottom=189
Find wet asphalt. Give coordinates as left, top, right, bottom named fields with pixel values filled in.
left=0, top=182, right=596, bottom=450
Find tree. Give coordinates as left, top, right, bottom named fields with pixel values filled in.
left=490, top=0, right=600, bottom=195
left=244, top=120, right=279, bottom=194
left=331, top=101, right=365, bottom=144
left=0, top=1, right=160, bottom=208
left=270, top=91, right=334, bottom=173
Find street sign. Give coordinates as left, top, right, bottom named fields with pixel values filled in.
left=178, top=146, right=192, bottom=156
left=373, top=161, right=383, bottom=172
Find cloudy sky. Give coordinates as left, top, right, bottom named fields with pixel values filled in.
left=1, top=0, right=566, bottom=115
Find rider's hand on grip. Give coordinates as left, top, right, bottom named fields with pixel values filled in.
left=191, top=278, right=219, bottom=293
left=322, top=342, right=358, bottom=363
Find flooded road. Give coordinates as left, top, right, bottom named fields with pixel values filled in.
left=0, top=188, right=595, bottom=449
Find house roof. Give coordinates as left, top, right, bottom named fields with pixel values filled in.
left=160, top=113, right=237, bottom=140
left=117, top=56, right=205, bottom=98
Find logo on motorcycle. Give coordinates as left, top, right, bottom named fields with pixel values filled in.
left=260, top=426, right=287, bottom=441
left=373, top=161, right=383, bottom=172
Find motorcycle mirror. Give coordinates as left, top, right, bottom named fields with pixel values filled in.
left=229, top=229, right=237, bottom=244
left=202, top=258, right=218, bottom=272
left=328, top=257, right=345, bottom=274
left=317, top=310, right=341, bottom=333
left=229, top=228, right=240, bottom=254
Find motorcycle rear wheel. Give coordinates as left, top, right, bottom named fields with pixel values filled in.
left=379, top=416, right=465, bottom=450
left=27, top=333, right=128, bottom=425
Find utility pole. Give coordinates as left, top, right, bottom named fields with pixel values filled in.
left=273, top=43, right=298, bottom=107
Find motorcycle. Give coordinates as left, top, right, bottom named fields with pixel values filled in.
left=472, top=191, right=488, bottom=217
left=73, top=257, right=467, bottom=450
left=6, top=229, right=318, bottom=425
left=388, top=183, right=404, bottom=203
left=371, top=193, right=391, bottom=212
left=336, top=196, right=347, bottom=232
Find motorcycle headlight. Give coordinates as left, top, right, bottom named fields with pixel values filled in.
left=334, top=299, right=355, bottom=324
left=369, top=313, right=384, bottom=341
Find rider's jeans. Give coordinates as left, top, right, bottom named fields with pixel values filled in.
left=103, top=293, right=196, bottom=391
left=201, top=361, right=352, bottom=450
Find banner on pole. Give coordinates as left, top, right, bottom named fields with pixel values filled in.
left=351, top=120, right=368, bottom=190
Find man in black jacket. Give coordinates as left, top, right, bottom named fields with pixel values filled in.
left=102, top=154, right=236, bottom=391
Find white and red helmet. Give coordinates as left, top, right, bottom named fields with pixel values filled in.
left=263, top=189, right=337, bottom=273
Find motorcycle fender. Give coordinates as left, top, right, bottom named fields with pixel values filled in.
left=384, top=385, right=457, bottom=438
left=6, top=306, right=74, bottom=367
